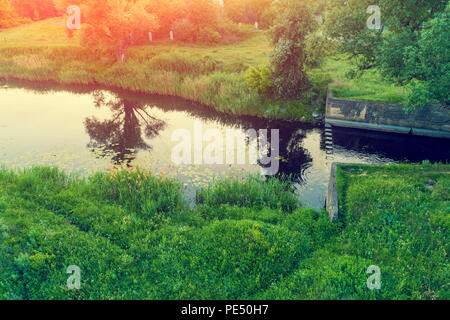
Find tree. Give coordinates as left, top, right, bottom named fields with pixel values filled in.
left=224, top=0, right=272, bottom=24
left=11, top=0, right=57, bottom=21
left=145, top=0, right=186, bottom=38
left=186, top=0, right=220, bottom=31
left=269, top=0, right=318, bottom=99
left=325, top=0, right=383, bottom=72
left=55, top=0, right=160, bottom=62
left=0, top=0, right=28, bottom=28
left=325, top=0, right=448, bottom=108
left=402, top=5, right=449, bottom=110
left=85, top=91, right=166, bottom=166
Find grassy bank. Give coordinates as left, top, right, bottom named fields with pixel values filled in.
left=311, top=55, right=409, bottom=104
left=0, top=163, right=448, bottom=300
left=0, top=18, right=413, bottom=122
left=331, top=163, right=449, bottom=299
left=0, top=18, right=320, bottom=122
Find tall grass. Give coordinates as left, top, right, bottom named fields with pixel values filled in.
left=0, top=20, right=320, bottom=122
left=196, top=175, right=299, bottom=212
left=0, top=164, right=448, bottom=299
left=0, top=18, right=411, bottom=117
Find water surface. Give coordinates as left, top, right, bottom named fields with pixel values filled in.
left=1, top=81, right=449, bottom=210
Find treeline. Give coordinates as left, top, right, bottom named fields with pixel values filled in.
left=2, top=0, right=447, bottom=109
left=11, top=0, right=58, bottom=21
left=0, top=0, right=58, bottom=28
left=143, top=0, right=279, bottom=39
left=0, top=0, right=28, bottom=28
left=1, top=0, right=280, bottom=35
left=246, top=0, right=448, bottom=108
left=45, top=0, right=287, bottom=62
left=54, top=0, right=282, bottom=43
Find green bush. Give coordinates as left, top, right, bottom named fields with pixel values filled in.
left=171, top=19, right=197, bottom=43
left=245, top=66, right=273, bottom=94
left=198, top=27, right=221, bottom=44
left=259, top=251, right=377, bottom=300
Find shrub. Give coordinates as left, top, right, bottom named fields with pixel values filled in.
left=198, top=27, right=221, bottom=44
left=216, top=19, right=254, bottom=40
left=245, top=66, right=273, bottom=94
left=171, top=19, right=197, bottom=42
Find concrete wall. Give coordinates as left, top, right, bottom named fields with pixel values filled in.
left=327, top=162, right=339, bottom=222
left=325, top=85, right=450, bottom=139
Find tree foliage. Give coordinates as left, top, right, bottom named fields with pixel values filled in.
left=402, top=5, right=450, bottom=110
left=224, top=0, right=272, bottom=24
left=245, top=66, right=273, bottom=94
left=0, top=0, right=29, bottom=28
left=10, top=0, right=57, bottom=21
left=269, top=0, right=318, bottom=99
left=145, top=0, right=186, bottom=37
left=55, top=0, right=160, bottom=62
left=185, top=0, right=220, bottom=31
left=325, top=0, right=449, bottom=108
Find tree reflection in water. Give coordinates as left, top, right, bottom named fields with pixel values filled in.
left=84, top=91, right=166, bottom=166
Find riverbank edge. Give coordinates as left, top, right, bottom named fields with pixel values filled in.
left=0, top=74, right=320, bottom=123
left=0, top=45, right=322, bottom=124
left=325, top=85, right=450, bottom=139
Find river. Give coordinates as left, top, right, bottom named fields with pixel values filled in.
left=1, top=81, right=449, bottom=210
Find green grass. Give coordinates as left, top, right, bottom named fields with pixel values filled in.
left=0, top=18, right=412, bottom=121
left=259, top=163, right=449, bottom=300
left=332, top=163, right=450, bottom=299
left=0, top=164, right=448, bottom=300
left=0, top=18, right=269, bottom=64
left=0, top=18, right=318, bottom=122
left=310, top=55, right=409, bottom=104
left=0, top=18, right=80, bottom=47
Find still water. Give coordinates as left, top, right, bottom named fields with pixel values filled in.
left=1, top=81, right=449, bottom=210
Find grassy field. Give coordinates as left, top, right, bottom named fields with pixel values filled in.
left=0, top=18, right=318, bottom=122
left=309, top=55, right=409, bottom=104
left=332, top=162, right=449, bottom=299
left=0, top=18, right=412, bottom=121
left=0, top=163, right=448, bottom=300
